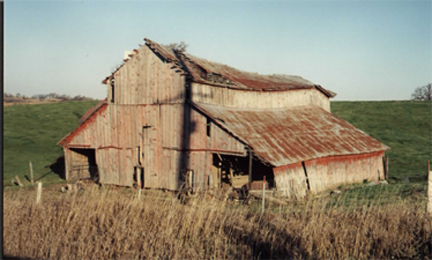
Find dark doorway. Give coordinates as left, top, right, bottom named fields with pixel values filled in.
left=69, top=148, right=99, bottom=182
left=212, top=154, right=274, bottom=188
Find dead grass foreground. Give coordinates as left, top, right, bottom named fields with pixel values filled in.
left=4, top=187, right=432, bottom=260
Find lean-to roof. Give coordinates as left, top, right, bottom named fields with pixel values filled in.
left=193, top=103, right=389, bottom=166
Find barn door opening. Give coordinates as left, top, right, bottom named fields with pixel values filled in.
left=212, top=154, right=274, bottom=190
left=68, top=148, right=98, bottom=182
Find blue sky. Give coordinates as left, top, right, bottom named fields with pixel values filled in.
left=5, top=1, right=431, bottom=100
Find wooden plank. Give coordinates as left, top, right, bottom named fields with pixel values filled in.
left=14, top=175, right=24, bottom=187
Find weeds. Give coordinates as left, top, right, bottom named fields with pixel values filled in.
left=4, top=185, right=432, bottom=259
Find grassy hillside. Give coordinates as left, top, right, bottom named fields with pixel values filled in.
left=4, top=100, right=431, bottom=186
left=4, top=101, right=100, bottom=184
left=331, top=101, right=432, bottom=180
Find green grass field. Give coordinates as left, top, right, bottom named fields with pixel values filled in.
left=3, top=100, right=431, bottom=186
left=3, top=100, right=100, bottom=184
left=331, top=101, right=432, bottom=180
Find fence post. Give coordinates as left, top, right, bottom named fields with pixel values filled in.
left=36, top=182, right=42, bottom=204
left=29, top=161, right=34, bottom=184
left=262, top=175, right=266, bottom=214
left=427, top=161, right=432, bottom=215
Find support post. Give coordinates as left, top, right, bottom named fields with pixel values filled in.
left=36, top=182, right=42, bottom=204
left=137, top=168, right=142, bottom=201
left=29, top=161, right=34, bottom=184
left=248, top=149, right=253, bottom=188
left=427, top=160, right=432, bottom=215
left=262, top=175, right=266, bottom=214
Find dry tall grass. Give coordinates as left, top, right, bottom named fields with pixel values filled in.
left=4, top=185, right=432, bottom=259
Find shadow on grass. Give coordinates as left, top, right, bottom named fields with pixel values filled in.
left=32, top=156, right=66, bottom=182
left=49, top=156, right=65, bottom=179
left=226, top=217, right=310, bottom=259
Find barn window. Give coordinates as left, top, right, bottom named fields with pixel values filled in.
left=206, top=118, right=211, bottom=137
left=136, top=146, right=141, bottom=165
left=110, top=85, right=115, bottom=103
left=108, top=78, right=115, bottom=103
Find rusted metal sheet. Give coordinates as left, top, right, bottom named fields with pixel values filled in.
left=194, top=103, right=390, bottom=167
left=141, top=38, right=335, bottom=96
left=78, top=99, right=107, bottom=125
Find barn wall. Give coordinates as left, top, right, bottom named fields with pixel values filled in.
left=274, top=163, right=308, bottom=199
left=65, top=101, right=245, bottom=189
left=66, top=104, right=160, bottom=187
left=304, top=151, right=385, bottom=193
left=111, top=46, right=185, bottom=105
left=191, top=83, right=330, bottom=111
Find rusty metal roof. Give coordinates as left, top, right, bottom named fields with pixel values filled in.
left=194, top=103, right=389, bottom=166
left=102, top=38, right=336, bottom=97
left=182, top=53, right=327, bottom=93
left=78, top=99, right=107, bottom=125
left=58, top=99, right=108, bottom=146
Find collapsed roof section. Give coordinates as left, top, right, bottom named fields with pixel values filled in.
left=102, top=38, right=336, bottom=97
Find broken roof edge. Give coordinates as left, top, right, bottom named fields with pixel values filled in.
left=315, top=85, right=337, bottom=98
left=101, top=37, right=337, bottom=97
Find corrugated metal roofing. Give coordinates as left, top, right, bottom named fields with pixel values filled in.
left=78, top=99, right=107, bottom=125
left=138, top=38, right=336, bottom=97
left=58, top=99, right=107, bottom=146
left=193, top=103, right=389, bottom=166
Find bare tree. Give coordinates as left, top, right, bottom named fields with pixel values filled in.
left=412, top=84, right=432, bottom=101
left=164, top=41, right=188, bottom=53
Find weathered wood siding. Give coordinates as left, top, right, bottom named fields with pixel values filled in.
left=304, top=151, right=385, bottom=193
left=274, top=163, right=308, bottom=199
left=111, top=46, right=185, bottom=105
left=65, top=102, right=245, bottom=189
left=191, top=83, right=330, bottom=111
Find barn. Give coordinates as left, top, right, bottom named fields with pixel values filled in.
left=58, top=38, right=389, bottom=199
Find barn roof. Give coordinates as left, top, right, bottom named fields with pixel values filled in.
left=193, top=103, right=389, bottom=166
left=104, top=38, right=336, bottom=97
left=57, top=99, right=107, bottom=146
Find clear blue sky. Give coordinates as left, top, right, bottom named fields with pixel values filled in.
left=5, top=1, right=431, bottom=100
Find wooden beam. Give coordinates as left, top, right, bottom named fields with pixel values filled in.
left=248, top=150, right=253, bottom=187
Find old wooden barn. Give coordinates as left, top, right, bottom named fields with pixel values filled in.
left=58, top=38, right=389, bottom=198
